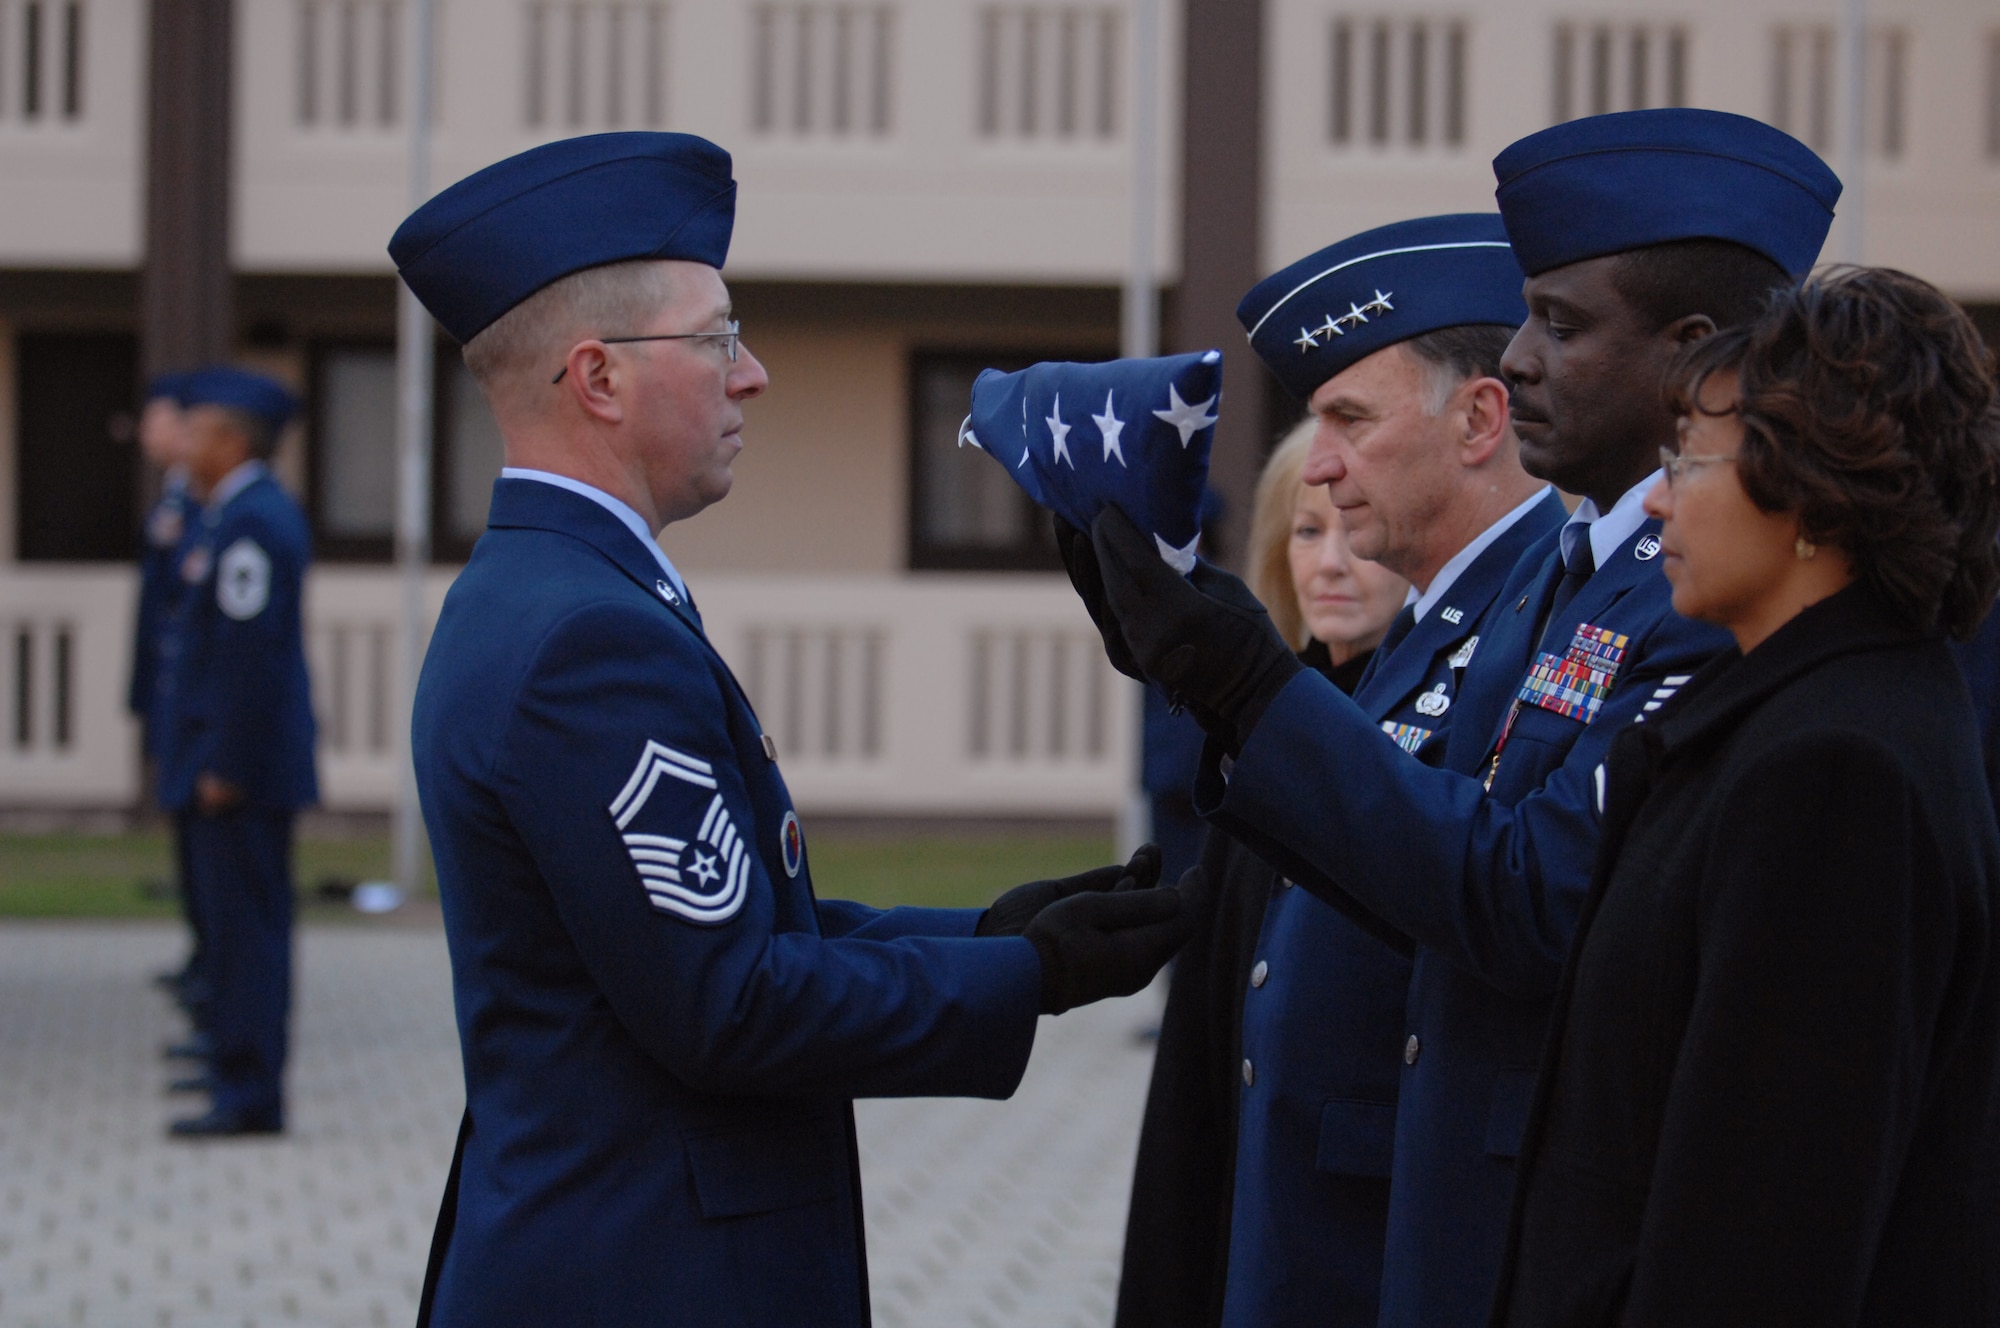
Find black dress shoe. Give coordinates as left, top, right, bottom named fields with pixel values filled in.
left=168, top=1106, right=283, bottom=1138
left=167, top=1075, right=216, bottom=1095
left=163, top=1034, right=212, bottom=1061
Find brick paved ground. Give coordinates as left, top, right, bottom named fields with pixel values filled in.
left=0, top=922, right=1159, bottom=1327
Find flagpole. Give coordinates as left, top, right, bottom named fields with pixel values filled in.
left=391, top=0, right=437, bottom=897
left=1117, top=0, right=1161, bottom=859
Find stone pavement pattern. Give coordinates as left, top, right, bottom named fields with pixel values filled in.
left=0, top=923, right=1160, bottom=1327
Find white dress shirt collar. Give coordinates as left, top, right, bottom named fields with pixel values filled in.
left=1409, top=486, right=1556, bottom=623
left=501, top=467, right=688, bottom=599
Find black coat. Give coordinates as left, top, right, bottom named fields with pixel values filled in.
left=1116, top=646, right=1374, bottom=1328
left=1496, top=583, right=2000, bottom=1326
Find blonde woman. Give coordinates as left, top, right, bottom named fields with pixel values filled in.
left=1120, top=419, right=1407, bottom=1325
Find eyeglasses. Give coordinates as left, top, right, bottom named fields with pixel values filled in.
left=552, top=320, right=742, bottom=383
left=1658, top=445, right=1738, bottom=488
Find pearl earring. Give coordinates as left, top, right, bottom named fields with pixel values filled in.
left=1795, top=537, right=1817, bottom=561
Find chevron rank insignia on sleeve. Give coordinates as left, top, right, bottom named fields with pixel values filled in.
left=608, top=740, right=749, bottom=924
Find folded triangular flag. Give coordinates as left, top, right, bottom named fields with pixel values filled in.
left=958, top=350, right=1222, bottom=572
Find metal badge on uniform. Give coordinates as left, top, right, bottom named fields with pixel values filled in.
left=1413, top=683, right=1451, bottom=717
left=180, top=544, right=212, bottom=586
left=217, top=538, right=272, bottom=621
left=1381, top=721, right=1433, bottom=755
left=147, top=505, right=184, bottom=549
left=760, top=732, right=778, bottom=762
left=655, top=578, right=680, bottom=606
left=1440, top=606, right=1464, bottom=625
left=1516, top=623, right=1629, bottom=724
left=1447, top=635, right=1479, bottom=670
left=607, top=738, right=748, bottom=925
left=779, top=810, right=804, bottom=878
left=1635, top=534, right=1662, bottom=561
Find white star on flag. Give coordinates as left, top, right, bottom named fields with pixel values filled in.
left=1153, top=384, right=1220, bottom=448
left=1154, top=532, right=1201, bottom=574
left=1047, top=394, right=1074, bottom=468
left=1093, top=391, right=1127, bottom=466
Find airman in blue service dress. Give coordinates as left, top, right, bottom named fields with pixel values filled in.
left=153, top=367, right=317, bottom=1135
left=1070, top=110, right=1842, bottom=1328
left=130, top=373, right=209, bottom=1006
left=391, top=132, right=1197, bottom=1328
left=1120, top=215, right=1564, bottom=1328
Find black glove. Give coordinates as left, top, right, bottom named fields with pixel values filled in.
left=1024, top=866, right=1214, bottom=1015
left=1054, top=515, right=1143, bottom=682
left=975, top=843, right=1163, bottom=937
left=1089, top=507, right=1302, bottom=754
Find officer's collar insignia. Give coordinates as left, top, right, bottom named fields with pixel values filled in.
left=180, top=545, right=212, bottom=585
left=1517, top=623, right=1630, bottom=725
left=1413, top=682, right=1452, bottom=717
left=1381, top=720, right=1433, bottom=754
left=1440, top=605, right=1464, bottom=625
left=609, top=740, right=748, bottom=925
left=655, top=578, right=681, bottom=605
left=1634, top=534, right=1662, bottom=561
left=780, top=810, right=804, bottom=879
left=1448, top=635, right=1479, bottom=670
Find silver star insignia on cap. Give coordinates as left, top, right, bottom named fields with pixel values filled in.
left=1294, top=327, right=1320, bottom=353
left=1363, top=289, right=1394, bottom=316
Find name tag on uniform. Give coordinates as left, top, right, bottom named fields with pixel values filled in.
left=1516, top=623, right=1628, bottom=725
left=1381, top=721, right=1433, bottom=754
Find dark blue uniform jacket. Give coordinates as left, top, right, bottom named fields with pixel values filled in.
left=413, top=480, right=1044, bottom=1328
left=154, top=468, right=317, bottom=812
left=1220, top=488, right=1566, bottom=1327
left=1195, top=510, right=1728, bottom=1328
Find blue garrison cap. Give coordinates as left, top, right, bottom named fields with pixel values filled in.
left=145, top=371, right=191, bottom=404
left=1494, top=109, right=1840, bottom=277
left=181, top=366, right=298, bottom=433
left=1237, top=214, right=1525, bottom=401
left=960, top=351, right=1222, bottom=572
left=389, top=132, right=737, bottom=344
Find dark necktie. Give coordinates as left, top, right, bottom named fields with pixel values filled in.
left=1537, top=523, right=1597, bottom=652
left=1377, top=603, right=1419, bottom=658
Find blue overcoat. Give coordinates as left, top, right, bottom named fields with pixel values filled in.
left=1220, top=488, right=1566, bottom=1326
left=1195, top=513, right=1729, bottom=1327
left=153, top=468, right=318, bottom=812
left=413, top=479, right=1044, bottom=1328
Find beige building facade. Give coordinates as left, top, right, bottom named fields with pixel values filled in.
left=1, top=0, right=1996, bottom=812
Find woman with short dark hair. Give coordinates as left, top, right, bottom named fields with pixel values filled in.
left=1494, top=266, right=2000, bottom=1326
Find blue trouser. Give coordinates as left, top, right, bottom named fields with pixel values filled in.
left=182, top=808, right=294, bottom=1117
left=175, top=820, right=210, bottom=1002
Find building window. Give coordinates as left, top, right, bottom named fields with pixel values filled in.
left=308, top=345, right=507, bottom=562
left=908, top=351, right=1078, bottom=572
left=1768, top=24, right=1909, bottom=161
left=750, top=3, right=893, bottom=138
left=0, top=0, right=85, bottom=123
left=524, top=0, right=669, bottom=130
left=296, top=0, right=407, bottom=128
left=1551, top=20, right=1687, bottom=123
left=1327, top=16, right=1467, bottom=150
left=1770, top=24, right=1834, bottom=152
left=975, top=5, right=1119, bottom=141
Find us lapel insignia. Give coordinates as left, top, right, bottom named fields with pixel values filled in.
left=656, top=578, right=681, bottom=606
left=1440, top=606, right=1464, bottom=625
left=1413, top=682, right=1452, bottom=717
left=1635, top=534, right=1662, bottom=561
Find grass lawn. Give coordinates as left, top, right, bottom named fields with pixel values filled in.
left=0, top=826, right=1115, bottom=919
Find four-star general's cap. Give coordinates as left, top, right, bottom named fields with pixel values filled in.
left=960, top=351, right=1222, bottom=572
left=181, top=366, right=298, bottom=433
left=1237, top=214, right=1526, bottom=402
left=388, top=132, right=737, bottom=345
left=1493, top=108, right=1841, bottom=278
